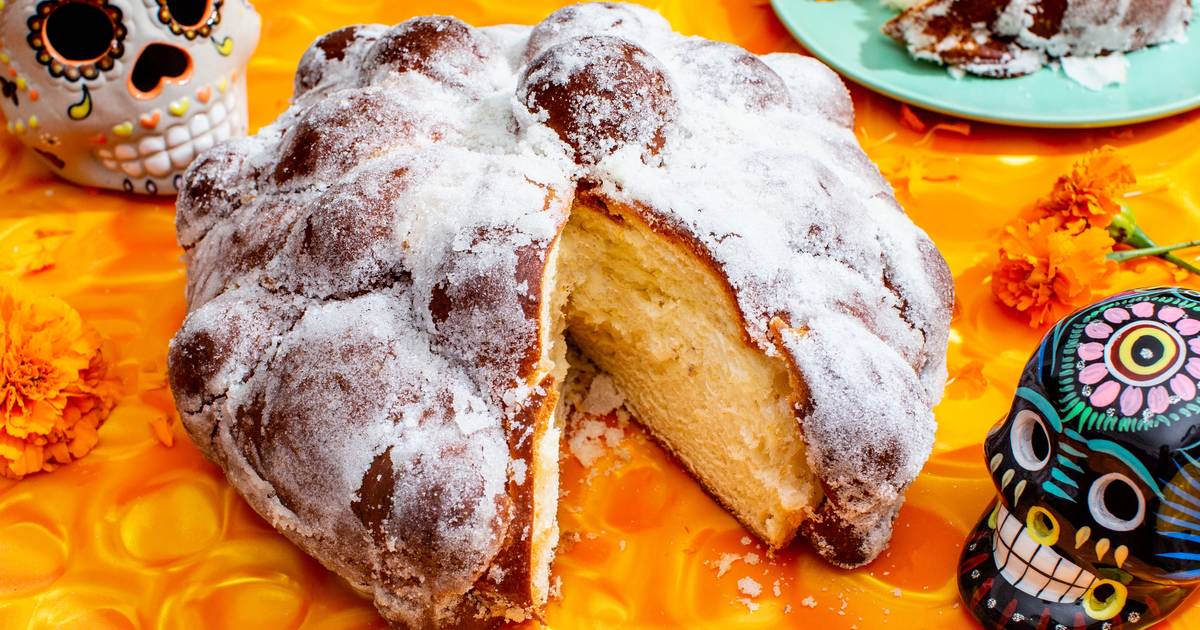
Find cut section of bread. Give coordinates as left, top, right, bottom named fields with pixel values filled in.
left=559, top=193, right=817, bottom=548
left=168, top=3, right=954, bottom=627
left=884, top=0, right=1193, bottom=78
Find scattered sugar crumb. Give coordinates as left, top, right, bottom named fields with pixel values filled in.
left=549, top=575, right=563, bottom=600
left=713, top=554, right=739, bottom=577
left=737, top=577, right=762, bottom=598
left=1061, top=53, right=1129, bottom=91
left=488, top=565, right=505, bottom=583
left=619, top=539, right=626, bottom=551
left=891, top=587, right=902, bottom=597
left=738, top=598, right=760, bottom=612
left=784, top=604, right=793, bottom=614
left=801, top=596, right=818, bottom=608
left=772, top=579, right=782, bottom=597
left=578, top=374, right=625, bottom=415
left=567, top=417, right=625, bottom=467
left=709, top=552, right=760, bottom=577
left=740, top=536, right=752, bottom=545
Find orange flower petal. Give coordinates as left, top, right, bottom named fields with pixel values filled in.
left=993, top=215, right=1115, bottom=327
left=0, top=280, right=115, bottom=480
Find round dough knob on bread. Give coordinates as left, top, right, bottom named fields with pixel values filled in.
left=518, top=35, right=676, bottom=165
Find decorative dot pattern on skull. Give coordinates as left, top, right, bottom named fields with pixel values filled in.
left=1055, top=289, right=1200, bottom=431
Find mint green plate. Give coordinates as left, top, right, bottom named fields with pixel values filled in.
left=770, top=0, right=1200, bottom=128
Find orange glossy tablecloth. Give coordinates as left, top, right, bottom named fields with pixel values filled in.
left=2, top=1, right=1200, bottom=628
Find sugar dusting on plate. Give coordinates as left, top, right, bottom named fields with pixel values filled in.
left=1059, top=53, right=1129, bottom=91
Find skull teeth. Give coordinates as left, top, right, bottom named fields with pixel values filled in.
left=96, top=90, right=238, bottom=181
left=993, top=505, right=1097, bottom=604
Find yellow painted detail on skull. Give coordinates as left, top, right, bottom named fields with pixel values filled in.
left=1075, top=526, right=1091, bottom=548
left=1083, top=580, right=1127, bottom=621
left=112, top=122, right=133, bottom=138
left=1026, top=507, right=1059, bottom=546
left=1114, top=545, right=1129, bottom=569
left=67, top=86, right=92, bottom=121
left=1096, top=538, right=1111, bottom=562
left=214, top=36, right=234, bottom=56
left=168, top=98, right=190, bottom=117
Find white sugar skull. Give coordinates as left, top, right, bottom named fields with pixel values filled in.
left=0, top=0, right=259, bottom=194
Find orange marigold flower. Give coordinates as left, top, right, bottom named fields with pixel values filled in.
left=1023, top=146, right=1136, bottom=231
left=992, top=217, right=1116, bottom=327
left=0, top=280, right=115, bottom=480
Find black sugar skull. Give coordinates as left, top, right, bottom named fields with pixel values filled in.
left=960, top=287, right=1200, bottom=629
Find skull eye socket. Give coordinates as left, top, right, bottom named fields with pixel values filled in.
left=1010, top=409, right=1051, bottom=471
left=166, top=0, right=210, bottom=27
left=154, top=0, right=222, bottom=39
left=27, top=0, right=127, bottom=81
left=45, top=3, right=115, bottom=62
left=1089, top=472, right=1145, bottom=532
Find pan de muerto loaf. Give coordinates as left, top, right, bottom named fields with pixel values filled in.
left=169, top=3, right=954, bottom=627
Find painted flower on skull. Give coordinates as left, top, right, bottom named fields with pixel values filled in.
left=1075, top=301, right=1200, bottom=420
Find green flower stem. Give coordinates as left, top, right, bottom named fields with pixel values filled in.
left=1108, top=241, right=1200, bottom=263
left=1107, top=205, right=1200, bottom=276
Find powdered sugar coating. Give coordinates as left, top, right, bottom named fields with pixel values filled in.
left=170, top=3, right=953, bottom=626
left=885, top=0, right=1193, bottom=78
left=294, top=24, right=387, bottom=98
left=359, top=16, right=500, bottom=91
left=523, top=2, right=672, bottom=61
